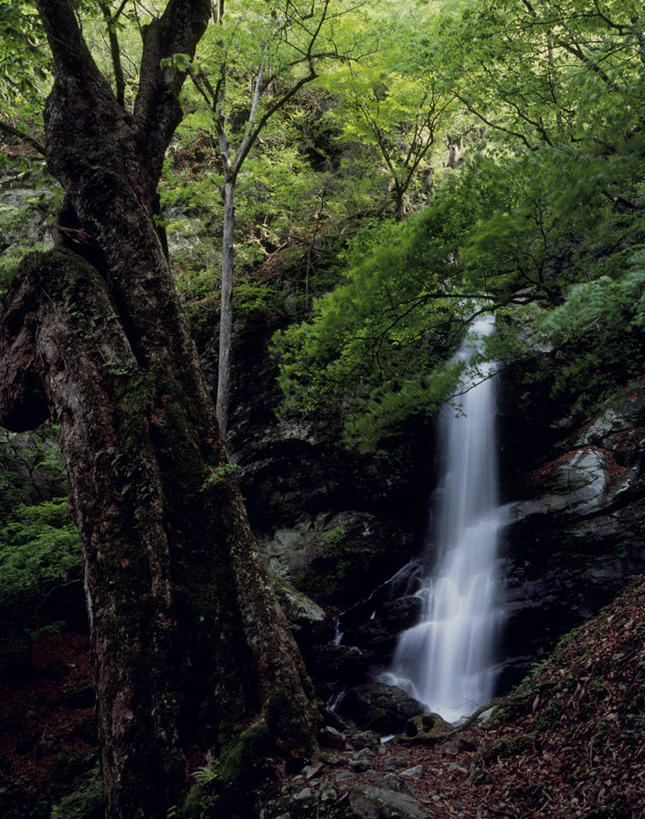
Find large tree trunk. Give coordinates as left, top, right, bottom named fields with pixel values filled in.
left=0, top=1, right=317, bottom=815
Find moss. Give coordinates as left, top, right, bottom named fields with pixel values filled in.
left=405, top=712, right=453, bottom=737
left=49, top=764, right=104, bottom=819
left=182, top=721, right=274, bottom=818
left=264, top=688, right=316, bottom=769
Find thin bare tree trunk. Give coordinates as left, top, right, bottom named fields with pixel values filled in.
left=216, top=177, right=236, bottom=434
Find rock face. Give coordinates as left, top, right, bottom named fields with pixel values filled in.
left=258, top=510, right=412, bottom=607
left=499, top=377, right=645, bottom=686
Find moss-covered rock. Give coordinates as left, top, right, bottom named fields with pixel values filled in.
left=405, top=711, right=452, bottom=738
left=272, top=575, right=329, bottom=638
left=260, top=511, right=410, bottom=607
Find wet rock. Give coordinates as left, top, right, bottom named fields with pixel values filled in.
left=379, top=597, right=423, bottom=631
left=498, top=379, right=645, bottom=687
left=348, top=784, right=427, bottom=818
left=336, top=683, right=424, bottom=734
left=509, top=448, right=609, bottom=521
left=337, top=563, right=426, bottom=666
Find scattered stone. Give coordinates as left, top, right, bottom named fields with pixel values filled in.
left=294, top=787, right=313, bottom=800
left=335, top=771, right=354, bottom=784
left=443, top=735, right=479, bottom=755
left=383, top=756, right=407, bottom=771
left=352, top=747, right=374, bottom=760
left=348, top=785, right=427, bottom=818
left=400, top=765, right=423, bottom=779
left=352, top=729, right=380, bottom=749
left=381, top=773, right=415, bottom=795
left=302, top=762, right=323, bottom=779
left=349, top=758, right=373, bottom=772
left=319, top=752, right=346, bottom=767
left=319, top=785, right=337, bottom=803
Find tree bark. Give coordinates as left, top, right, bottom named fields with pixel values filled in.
left=216, top=177, right=236, bottom=434
left=0, top=2, right=317, bottom=815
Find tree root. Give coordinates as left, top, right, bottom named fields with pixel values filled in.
left=399, top=692, right=533, bottom=746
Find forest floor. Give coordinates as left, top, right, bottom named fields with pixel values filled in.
left=268, top=576, right=645, bottom=818
left=1, top=577, right=644, bottom=818
left=0, top=630, right=97, bottom=815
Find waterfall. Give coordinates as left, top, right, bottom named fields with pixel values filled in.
left=382, top=316, right=505, bottom=722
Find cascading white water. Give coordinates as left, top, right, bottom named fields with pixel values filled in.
left=383, top=317, right=505, bottom=722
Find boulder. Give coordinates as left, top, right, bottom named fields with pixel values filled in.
left=271, top=576, right=329, bottom=640
left=348, top=785, right=427, bottom=819
left=336, top=683, right=424, bottom=734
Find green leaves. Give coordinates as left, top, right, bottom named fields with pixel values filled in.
left=160, top=53, right=195, bottom=74
left=0, top=497, right=81, bottom=618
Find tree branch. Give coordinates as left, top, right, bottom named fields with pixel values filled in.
left=99, top=1, right=126, bottom=106
left=36, top=0, right=107, bottom=87
left=133, top=0, right=211, bottom=173
left=0, top=120, right=45, bottom=156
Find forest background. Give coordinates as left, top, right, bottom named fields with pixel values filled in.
left=0, top=0, right=644, bottom=816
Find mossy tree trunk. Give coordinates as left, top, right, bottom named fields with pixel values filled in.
left=0, top=1, right=316, bottom=816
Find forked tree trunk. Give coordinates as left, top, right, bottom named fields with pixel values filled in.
left=0, top=1, right=317, bottom=815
